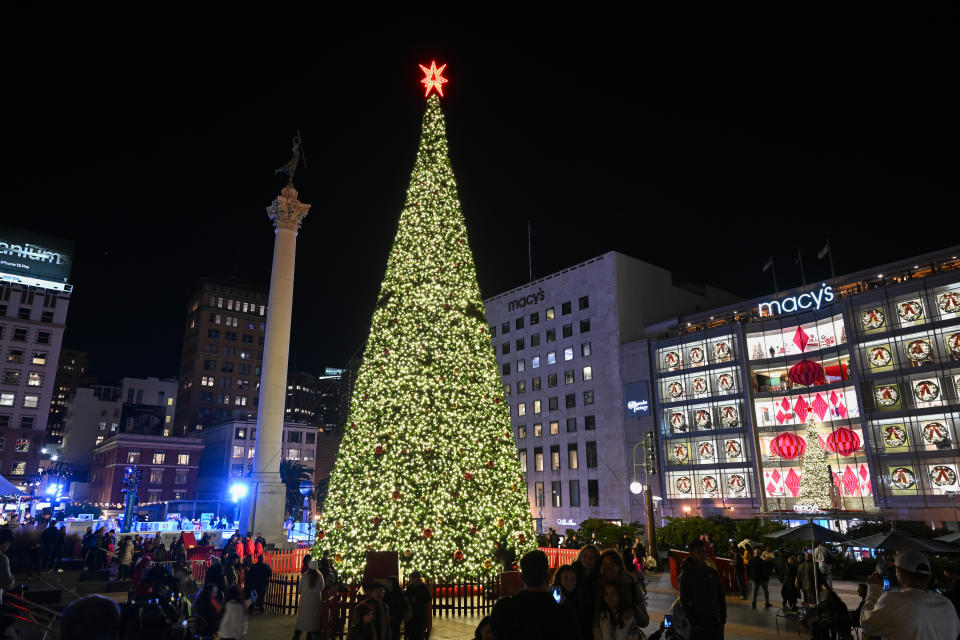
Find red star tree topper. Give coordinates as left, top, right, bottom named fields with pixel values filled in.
left=419, top=60, right=448, bottom=97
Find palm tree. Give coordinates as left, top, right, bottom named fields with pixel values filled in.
left=278, top=460, right=313, bottom=517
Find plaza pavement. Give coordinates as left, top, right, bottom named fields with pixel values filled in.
left=247, top=571, right=868, bottom=639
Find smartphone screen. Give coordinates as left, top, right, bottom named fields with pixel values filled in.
left=664, top=615, right=673, bottom=628
left=552, top=586, right=562, bottom=603
left=883, top=577, right=891, bottom=591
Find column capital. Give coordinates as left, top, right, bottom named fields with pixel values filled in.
left=267, top=185, right=311, bottom=231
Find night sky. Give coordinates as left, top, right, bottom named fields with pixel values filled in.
left=3, top=12, right=957, bottom=382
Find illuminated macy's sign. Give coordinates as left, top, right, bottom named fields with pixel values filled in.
left=758, top=282, right=834, bottom=317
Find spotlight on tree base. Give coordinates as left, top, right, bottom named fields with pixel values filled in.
left=229, top=483, right=248, bottom=503
left=629, top=481, right=643, bottom=495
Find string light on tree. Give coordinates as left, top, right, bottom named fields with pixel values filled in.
left=794, top=419, right=833, bottom=512
left=316, top=63, right=535, bottom=579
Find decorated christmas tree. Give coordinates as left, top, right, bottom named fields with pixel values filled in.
left=795, top=422, right=832, bottom=511
left=315, top=63, right=536, bottom=579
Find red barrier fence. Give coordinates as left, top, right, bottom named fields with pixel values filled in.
left=668, top=549, right=742, bottom=594
left=541, top=547, right=579, bottom=568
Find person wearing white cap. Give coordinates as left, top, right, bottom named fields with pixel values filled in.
left=860, top=548, right=960, bottom=640
left=293, top=559, right=325, bottom=640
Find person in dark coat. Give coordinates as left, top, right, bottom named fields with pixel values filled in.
left=204, top=556, right=226, bottom=596
left=385, top=577, right=407, bottom=640
left=40, top=521, right=59, bottom=572
left=773, top=550, right=787, bottom=583
left=781, top=555, right=801, bottom=611
left=244, top=554, right=272, bottom=614
left=192, top=584, right=221, bottom=640
left=749, top=547, right=772, bottom=608
left=571, top=544, right=600, bottom=640
left=678, top=539, right=726, bottom=640
left=54, top=526, right=66, bottom=569
left=404, top=571, right=431, bottom=640
left=490, top=550, right=580, bottom=640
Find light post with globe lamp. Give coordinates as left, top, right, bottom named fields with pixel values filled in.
left=230, top=482, right=248, bottom=530
left=299, top=480, right=313, bottom=525
left=631, top=431, right=660, bottom=568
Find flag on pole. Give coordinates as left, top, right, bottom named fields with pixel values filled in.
left=818, top=240, right=831, bottom=260
left=762, top=256, right=773, bottom=272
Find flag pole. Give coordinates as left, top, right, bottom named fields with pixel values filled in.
left=797, top=247, right=807, bottom=287
left=527, top=220, right=533, bottom=283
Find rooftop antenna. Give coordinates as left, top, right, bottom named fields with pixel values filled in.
left=528, top=220, right=533, bottom=282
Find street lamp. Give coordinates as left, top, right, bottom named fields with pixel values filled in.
left=631, top=432, right=660, bottom=567
left=298, top=480, right=313, bottom=524
left=230, top=482, right=248, bottom=529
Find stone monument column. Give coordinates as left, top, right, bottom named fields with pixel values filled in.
left=239, top=184, right=310, bottom=544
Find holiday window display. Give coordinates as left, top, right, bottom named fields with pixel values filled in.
left=675, top=476, right=692, bottom=494
left=875, top=385, right=900, bottom=407
left=920, top=420, right=949, bottom=445
left=694, top=409, right=712, bottom=428
left=946, top=333, right=960, bottom=358
left=663, top=350, right=681, bottom=369
left=713, top=341, right=732, bottom=362
left=691, top=377, right=707, bottom=394
left=672, top=443, right=690, bottom=464
left=724, top=439, right=743, bottom=459
left=669, top=412, right=687, bottom=432
left=701, top=475, right=719, bottom=494
left=719, top=405, right=739, bottom=427
left=795, top=424, right=833, bottom=511
left=890, top=466, right=917, bottom=492
left=667, top=380, right=684, bottom=398
left=868, top=345, right=893, bottom=368
left=861, top=308, right=886, bottom=330
left=825, top=426, right=861, bottom=457
left=938, top=290, right=960, bottom=314
left=930, top=465, right=958, bottom=489
left=716, top=373, right=735, bottom=391
left=897, top=299, right=925, bottom=322
left=905, top=339, right=933, bottom=363
left=728, top=474, right=746, bottom=493
left=688, top=346, right=705, bottom=365
left=913, top=379, right=940, bottom=403
left=881, top=423, right=908, bottom=450
left=697, top=441, right=715, bottom=461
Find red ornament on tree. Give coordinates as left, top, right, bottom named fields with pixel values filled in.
left=770, top=432, right=807, bottom=460
left=317, top=530, right=325, bottom=540
left=518, top=534, right=526, bottom=544
left=493, top=397, right=501, bottom=404
left=391, top=490, right=402, bottom=501
left=469, top=526, right=478, bottom=535
left=453, top=549, right=464, bottom=562
left=788, top=359, right=824, bottom=386
left=826, top=427, right=861, bottom=457
left=375, top=445, right=386, bottom=456
left=463, top=472, right=474, bottom=481
left=486, top=461, right=494, bottom=468
left=372, top=516, right=381, bottom=525
left=423, top=527, right=434, bottom=538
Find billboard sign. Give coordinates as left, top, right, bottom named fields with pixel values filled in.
left=624, top=381, right=652, bottom=419
left=0, top=226, right=72, bottom=287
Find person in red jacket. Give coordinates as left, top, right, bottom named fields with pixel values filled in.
left=244, top=533, right=255, bottom=558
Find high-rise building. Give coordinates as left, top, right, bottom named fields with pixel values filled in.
left=174, top=279, right=268, bottom=434
left=484, top=252, right=738, bottom=531
left=285, top=368, right=344, bottom=430
left=46, top=349, right=93, bottom=445
left=0, top=226, right=73, bottom=485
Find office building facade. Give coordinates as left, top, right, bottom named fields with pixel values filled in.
left=484, top=252, right=738, bottom=531
left=0, top=226, right=73, bottom=484
left=174, top=279, right=268, bottom=434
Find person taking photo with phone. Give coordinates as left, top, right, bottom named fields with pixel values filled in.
left=860, top=549, right=960, bottom=640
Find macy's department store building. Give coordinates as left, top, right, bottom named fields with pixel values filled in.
left=650, top=245, right=960, bottom=525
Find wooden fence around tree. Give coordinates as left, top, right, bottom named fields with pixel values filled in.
left=263, top=574, right=500, bottom=639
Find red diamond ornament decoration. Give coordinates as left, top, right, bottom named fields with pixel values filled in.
left=781, top=398, right=791, bottom=411
left=794, top=396, right=810, bottom=423
left=771, top=468, right=782, bottom=483
left=793, top=326, right=810, bottom=352
left=812, top=393, right=829, bottom=420
left=830, top=390, right=840, bottom=406
left=837, top=403, right=848, bottom=419
left=785, top=468, right=801, bottom=497
left=776, top=410, right=786, bottom=425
